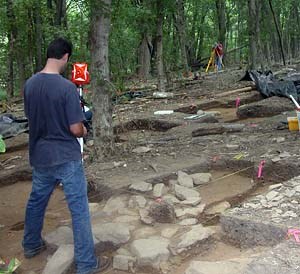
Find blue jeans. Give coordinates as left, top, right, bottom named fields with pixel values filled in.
left=23, top=160, right=97, bottom=274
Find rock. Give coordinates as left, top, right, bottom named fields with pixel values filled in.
left=134, top=227, right=157, bottom=239
left=89, top=203, right=100, bottom=215
left=206, top=201, right=231, bottom=215
left=184, top=258, right=252, bottom=274
left=42, top=245, right=74, bottom=274
left=113, top=255, right=136, bottom=271
left=113, top=161, right=126, bottom=168
left=103, top=195, right=127, bottom=214
left=271, top=156, right=281, bottom=163
left=44, top=226, right=73, bottom=248
left=168, top=179, right=178, bottom=191
left=116, top=247, right=132, bottom=256
left=113, top=215, right=140, bottom=223
left=279, top=151, right=291, bottom=158
left=129, top=181, right=153, bottom=192
left=175, top=184, right=200, bottom=201
left=284, top=189, right=296, bottom=198
left=130, top=238, right=170, bottom=269
left=128, top=195, right=147, bottom=208
left=149, top=201, right=176, bottom=223
left=181, top=197, right=202, bottom=206
left=177, top=171, right=194, bottom=188
left=139, top=209, right=154, bottom=225
left=161, top=227, right=179, bottom=238
left=276, top=137, right=285, bottom=143
left=179, top=218, right=198, bottom=226
left=268, top=183, right=283, bottom=191
left=93, top=223, right=131, bottom=246
left=132, top=146, right=152, bottom=153
left=163, top=194, right=181, bottom=204
left=153, top=91, right=174, bottom=99
left=153, top=183, right=168, bottom=198
left=191, top=173, right=212, bottom=185
left=243, top=241, right=300, bottom=274
left=266, top=191, right=278, bottom=201
left=226, top=144, right=239, bottom=149
left=86, top=140, right=94, bottom=147
left=175, top=204, right=205, bottom=218
left=172, top=224, right=214, bottom=254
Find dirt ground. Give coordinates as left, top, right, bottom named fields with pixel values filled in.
left=1, top=67, right=300, bottom=273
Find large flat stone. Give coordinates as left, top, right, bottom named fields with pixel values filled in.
left=177, top=171, right=194, bottom=188
left=175, top=184, right=200, bottom=201
left=130, top=238, right=170, bottom=269
left=129, top=181, right=153, bottom=192
left=191, top=173, right=212, bottom=185
left=93, top=222, right=131, bottom=247
left=171, top=224, right=214, bottom=254
left=42, top=245, right=74, bottom=274
left=103, top=195, right=128, bottom=214
left=44, top=226, right=73, bottom=248
left=184, top=258, right=252, bottom=274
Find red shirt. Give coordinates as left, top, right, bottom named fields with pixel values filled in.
left=215, top=43, right=223, bottom=56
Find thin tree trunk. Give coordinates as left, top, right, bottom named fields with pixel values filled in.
left=156, top=0, right=166, bottom=92
left=34, top=0, right=43, bottom=72
left=247, top=0, right=261, bottom=70
left=268, top=0, right=286, bottom=66
left=6, top=0, right=16, bottom=99
left=138, top=34, right=152, bottom=80
left=175, top=0, right=189, bottom=73
left=90, top=0, right=114, bottom=158
left=55, top=0, right=67, bottom=27
left=216, top=0, right=226, bottom=45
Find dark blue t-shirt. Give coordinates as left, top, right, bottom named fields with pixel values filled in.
left=24, top=73, right=85, bottom=167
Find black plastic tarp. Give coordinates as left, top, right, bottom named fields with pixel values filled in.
left=241, top=70, right=300, bottom=101
left=0, top=114, right=28, bottom=139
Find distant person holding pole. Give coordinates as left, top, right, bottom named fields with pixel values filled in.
left=213, top=42, right=224, bottom=71
left=22, top=37, right=110, bottom=273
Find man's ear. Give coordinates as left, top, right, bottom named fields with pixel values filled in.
left=62, top=53, right=69, bottom=62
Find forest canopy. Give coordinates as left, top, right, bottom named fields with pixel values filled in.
left=1, top=0, right=299, bottom=99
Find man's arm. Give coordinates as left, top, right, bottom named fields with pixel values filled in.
left=70, top=122, right=87, bottom=138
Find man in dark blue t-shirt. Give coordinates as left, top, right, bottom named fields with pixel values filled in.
left=23, top=38, right=109, bottom=274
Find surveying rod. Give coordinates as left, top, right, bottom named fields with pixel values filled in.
left=78, top=84, right=84, bottom=157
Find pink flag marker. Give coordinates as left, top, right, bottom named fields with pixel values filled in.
left=235, top=97, right=241, bottom=108
left=257, top=160, right=266, bottom=178
left=287, top=228, right=300, bottom=243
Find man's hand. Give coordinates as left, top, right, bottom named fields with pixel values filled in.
left=70, top=122, right=87, bottom=137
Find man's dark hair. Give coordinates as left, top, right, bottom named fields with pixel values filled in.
left=46, top=37, right=73, bottom=59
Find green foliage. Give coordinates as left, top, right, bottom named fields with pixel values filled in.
left=0, top=0, right=299, bottom=98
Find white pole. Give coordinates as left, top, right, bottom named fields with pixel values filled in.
left=78, top=85, right=84, bottom=158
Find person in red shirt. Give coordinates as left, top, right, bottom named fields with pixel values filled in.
left=214, top=42, right=224, bottom=71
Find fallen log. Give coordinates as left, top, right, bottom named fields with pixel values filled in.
left=192, top=123, right=244, bottom=137
left=215, top=86, right=254, bottom=98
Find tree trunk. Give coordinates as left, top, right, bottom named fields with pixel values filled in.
left=138, top=34, right=152, bottom=80
left=6, top=0, right=16, bottom=99
left=90, top=0, right=114, bottom=158
left=55, top=0, right=67, bottom=27
left=268, top=0, right=286, bottom=66
left=175, top=0, right=189, bottom=73
left=216, top=0, right=226, bottom=46
left=156, top=0, right=166, bottom=92
left=247, top=0, right=262, bottom=70
left=34, top=0, right=43, bottom=72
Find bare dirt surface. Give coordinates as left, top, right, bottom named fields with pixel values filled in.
left=1, top=68, right=300, bottom=273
